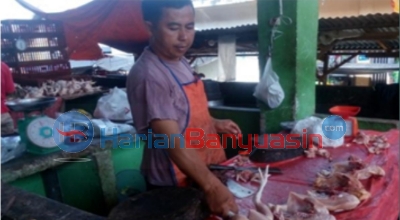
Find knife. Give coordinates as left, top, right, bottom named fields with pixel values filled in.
left=209, top=164, right=282, bottom=174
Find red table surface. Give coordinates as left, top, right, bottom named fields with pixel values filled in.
left=220, top=129, right=399, bottom=220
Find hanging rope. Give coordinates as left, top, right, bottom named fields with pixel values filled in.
left=268, top=0, right=293, bottom=57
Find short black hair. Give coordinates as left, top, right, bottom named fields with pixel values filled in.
left=141, top=0, right=194, bottom=25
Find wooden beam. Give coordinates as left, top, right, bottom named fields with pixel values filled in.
left=376, top=40, right=388, bottom=50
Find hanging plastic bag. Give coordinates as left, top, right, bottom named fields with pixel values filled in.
left=253, top=57, right=285, bottom=108
left=93, top=87, right=133, bottom=121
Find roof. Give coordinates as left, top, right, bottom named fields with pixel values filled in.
left=318, top=13, right=399, bottom=31
left=190, top=13, right=399, bottom=56
left=319, top=13, right=399, bottom=54
left=12, top=0, right=399, bottom=59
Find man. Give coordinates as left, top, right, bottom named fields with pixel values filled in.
left=127, top=0, right=241, bottom=218
left=1, top=62, right=15, bottom=135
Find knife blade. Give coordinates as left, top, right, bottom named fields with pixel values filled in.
left=209, top=164, right=282, bottom=174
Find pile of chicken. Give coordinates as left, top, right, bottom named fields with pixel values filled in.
left=232, top=155, right=263, bottom=184
left=304, top=145, right=332, bottom=161
left=304, top=131, right=391, bottom=161
left=14, top=79, right=102, bottom=99
left=352, top=132, right=390, bottom=155
left=231, top=156, right=385, bottom=220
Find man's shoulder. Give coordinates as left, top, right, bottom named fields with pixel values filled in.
left=129, top=51, right=172, bottom=83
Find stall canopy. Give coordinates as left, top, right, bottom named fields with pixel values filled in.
left=16, top=0, right=150, bottom=60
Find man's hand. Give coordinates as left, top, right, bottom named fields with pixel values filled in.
left=203, top=175, right=239, bottom=218
left=213, top=119, right=242, bottom=135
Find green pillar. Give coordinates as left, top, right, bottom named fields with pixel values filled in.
left=257, top=0, right=319, bottom=133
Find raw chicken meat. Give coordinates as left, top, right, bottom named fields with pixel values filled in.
left=236, top=170, right=254, bottom=183
left=234, top=155, right=250, bottom=166
left=231, top=155, right=385, bottom=220
left=353, top=132, right=391, bottom=155
left=304, top=145, right=332, bottom=160
left=314, top=156, right=384, bottom=202
left=12, top=79, right=102, bottom=99
left=231, top=166, right=274, bottom=220
left=281, top=192, right=336, bottom=220
left=306, top=190, right=360, bottom=212
left=354, top=165, right=385, bottom=180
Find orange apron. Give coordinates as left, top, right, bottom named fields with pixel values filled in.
left=157, top=56, right=226, bottom=187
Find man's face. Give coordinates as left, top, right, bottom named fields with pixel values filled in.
left=151, top=5, right=195, bottom=61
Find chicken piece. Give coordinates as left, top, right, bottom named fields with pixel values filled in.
left=25, top=87, right=44, bottom=98
left=268, top=204, right=287, bottom=220
left=60, top=87, right=69, bottom=96
left=247, top=209, right=271, bottom=220
left=234, top=155, right=250, bottom=166
left=304, top=147, right=318, bottom=158
left=315, top=171, right=371, bottom=202
left=286, top=192, right=330, bottom=215
left=306, top=190, right=360, bottom=212
left=332, top=156, right=365, bottom=173
left=250, top=173, right=261, bottom=183
left=353, top=132, right=370, bottom=145
left=93, top=86, right=102, bottom=91
left=305, top=147, right=332, bottom=161
left=354, top=165, right=385, bottom=180
left=283, top=192, right=336, bottom=220
left=316, top=149, right=332, bottom=161
left=83, top=82, right=94, bottom=93
left=67, top=87, right=76, bottom=95
left=236, top=170, right=254, bottom=183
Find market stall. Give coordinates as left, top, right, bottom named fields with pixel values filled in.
left=1, top=1, right=398, bottom=220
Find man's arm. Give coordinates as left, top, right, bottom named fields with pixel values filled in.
left=150, top=119, right=219, bottom=191
left=150, top=119, right=238, bottom=217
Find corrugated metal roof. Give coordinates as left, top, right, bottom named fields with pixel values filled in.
left=319, top=13, right=399, bottom=31
left=323, top=13, right=399, bottom=52
left=193, top=13, right=399, bottom=53
left=196, top=13, right=399, bottom=33
left=195, top=24, right=257, bottom=35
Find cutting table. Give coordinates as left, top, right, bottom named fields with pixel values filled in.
left=219, top=129, right=399, bottom=220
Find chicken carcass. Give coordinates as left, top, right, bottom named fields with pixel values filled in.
left=231, top=166, right=274, bottom=220
left=314, top=170, right=371, bottom=202
left=331, top=156, right=385, bottom=180
left=306, top=190, right=360, bottom=212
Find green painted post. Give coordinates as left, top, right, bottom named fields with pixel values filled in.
left=257, top=0, right=319, bottom=133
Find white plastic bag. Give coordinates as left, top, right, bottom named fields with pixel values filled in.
left=291, top=116, right=344, bottom=148
left=253, top=57, right=284, bottom=108
left=91, top=119, right=135, bottom=137
left=93, top=87, right=133, bottom=121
